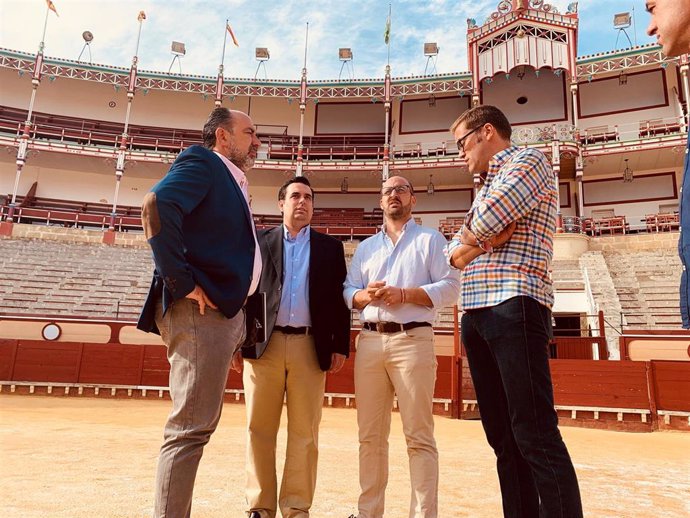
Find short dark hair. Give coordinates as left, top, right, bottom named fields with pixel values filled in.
left=202, top=107, right=233, bottom=149
left=450, top=105, right=512, bottom=140
left=278, top=176, right=314, bottom=201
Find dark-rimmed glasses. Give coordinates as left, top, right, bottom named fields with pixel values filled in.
left=456, top=126, right=481, bottom=152
left=381, top=185, right=412, bottom=196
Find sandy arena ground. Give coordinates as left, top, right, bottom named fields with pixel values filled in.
left=0, top=395, right=688, bottom=518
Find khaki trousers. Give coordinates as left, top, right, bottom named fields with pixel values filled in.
left=153, top=298, right=246, bottom=518
left=243, top=331, right=326, bottom=518
left=354, top=326, right=438, bottom=518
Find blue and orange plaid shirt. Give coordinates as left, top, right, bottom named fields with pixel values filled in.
left=446, top=145, right=557, bottom=311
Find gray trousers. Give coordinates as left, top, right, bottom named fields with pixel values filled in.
left=153, top=298, right=245, bottom=518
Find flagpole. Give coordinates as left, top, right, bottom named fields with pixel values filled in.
left=382, top=4, right=392, bottom=181
left=215, top=20, right=229, bottom=106
left=109, top=12, right=145, bottom=232
left=221, top=19, right=229, bottom=71
left=5, top=2, right=53, bottom=224
left=39, top=3, right=50, bottom=53
left=296, top=22, right=309, bottom=177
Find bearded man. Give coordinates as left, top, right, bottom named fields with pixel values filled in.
left=343, top=175, right=461, bottom=518
left=138, top=107, right=262, bottom=518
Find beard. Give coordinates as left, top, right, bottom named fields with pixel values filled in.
left=228, top=143, right=257, bottom=172
left=383, top=199, right=412, bottom=221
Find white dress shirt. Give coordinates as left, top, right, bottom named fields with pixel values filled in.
left=214, top=151, right=262, bottom=296
left=343, top=219, right=461, bottom=324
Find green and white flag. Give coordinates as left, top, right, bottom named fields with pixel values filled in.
left=384, top=13, right=391, bottom=44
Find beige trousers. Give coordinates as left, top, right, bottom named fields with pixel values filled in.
left=153, top=298, right=246, bottom=518
left=354, top=326, right=438, bottom=518
left=243, top=331, right=326, bottom=518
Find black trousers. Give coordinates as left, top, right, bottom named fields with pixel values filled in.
left=461, top=296, right=583, bottom=518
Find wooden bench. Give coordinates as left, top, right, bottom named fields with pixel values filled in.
left=580, top=125, right=618, bottom=145
left=639, top=119, right=682, bottom=138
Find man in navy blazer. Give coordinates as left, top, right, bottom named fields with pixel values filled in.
left=137, top=107, right=262, bottom=518
left=239, top=176, right=351, bottom=518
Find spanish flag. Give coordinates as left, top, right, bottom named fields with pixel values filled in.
left=45, top=0, right=59, bottom=16
left=226, top=23, right=239, bottom=47
left=138, top=10, right=146, bottom=21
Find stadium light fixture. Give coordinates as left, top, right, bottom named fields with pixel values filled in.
left=168, top=41, right=186, bottom=74
left=171, top=41, right=186, bottom=55
left=613, top=12, right=632, bottom=28
left=339, top=48, right=353, bottom=61
left=423, top=42, right=439, bottom=56
left=77, top=31, right=94, bottom=63
left=613, top=12, right=633, bottom=50
left=254, top=48, right=270, bottom=79
left=338, top=48, right=354, bottom=81
left=423, top=43, right=439, bottom=75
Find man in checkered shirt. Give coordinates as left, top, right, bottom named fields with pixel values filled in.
left=446, top=105, right=583, bottom=518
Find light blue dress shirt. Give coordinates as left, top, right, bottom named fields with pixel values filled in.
left=343, top=219, right=461, bottom=324
left=276, top=225, right=312, bottom=327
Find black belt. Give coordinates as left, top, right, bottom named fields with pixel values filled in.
left=362, top=321, right=431, bottom=334
left=274, top=325, right=311, bottom=335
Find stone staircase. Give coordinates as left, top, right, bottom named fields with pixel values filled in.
left=551, top=259, right=586, bottom=292
left=602, top=249, right=683, bottom=329
left=578, top=251, right=625, bottom=357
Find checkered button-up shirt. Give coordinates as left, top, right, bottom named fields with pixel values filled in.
left=446, top=145, right=557, bottom=311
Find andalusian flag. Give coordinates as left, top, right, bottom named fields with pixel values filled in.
left=45, top=0, right=59, bottom=16
left=384, top=13, right=391, bottom=44
left=226, top=23, right=239, bottom=47
left=137, top=10, right=146, bottom=21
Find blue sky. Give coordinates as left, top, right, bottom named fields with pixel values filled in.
left=0, top=0, right=656, bottom=80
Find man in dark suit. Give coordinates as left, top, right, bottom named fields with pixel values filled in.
left=137, top=107, right=262, bottom=518
left=237, top=176, right=351, bottom=518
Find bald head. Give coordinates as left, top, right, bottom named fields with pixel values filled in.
left=380, top=175, right=416, bottom=222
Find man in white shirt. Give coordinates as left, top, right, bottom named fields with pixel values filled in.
left=343, top=175, right=461, bottom=518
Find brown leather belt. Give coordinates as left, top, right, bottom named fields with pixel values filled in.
left=362, top=321, right=431, bottom=334
left=274, top=325, right=311, bottom=335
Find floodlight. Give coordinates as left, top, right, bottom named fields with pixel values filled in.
left=82, top=31, right=94, bottom=43
left=423, top=42, right=438, bottom=56
left=255, top=47, right=270, bottom=60
left=171, top=41, right=186, bottom=56
left=613, top=12, right=631, bottom=28
left=339, top=48, right=353, bottom=61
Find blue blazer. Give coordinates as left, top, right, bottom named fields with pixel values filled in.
left=137, top=145, right=256, bottom=334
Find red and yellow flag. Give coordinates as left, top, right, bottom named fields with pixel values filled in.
left=226, top=23, right=239, bottom=47
left=137, top=10, right=146, bottom=21
left=45, top=0, right=59, bottom=16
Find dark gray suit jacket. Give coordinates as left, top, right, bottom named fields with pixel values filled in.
left=241, top=225, right=351, bottom=371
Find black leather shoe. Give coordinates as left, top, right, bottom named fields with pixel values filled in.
left=248, top=512, right=261, bottom=518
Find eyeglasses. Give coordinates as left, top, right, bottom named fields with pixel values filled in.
left=381, top=185, right=412, bottom=196
left=456, top=126, right=481, bottom=152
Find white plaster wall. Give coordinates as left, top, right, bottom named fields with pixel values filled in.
left=482, top=68, right=567, bottom=125
left=315, top=101, right=385, bottom=134
left=399, top=96, right=470, bottom=134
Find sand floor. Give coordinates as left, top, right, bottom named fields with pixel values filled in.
left=0, top=395, right=688, bottom=518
